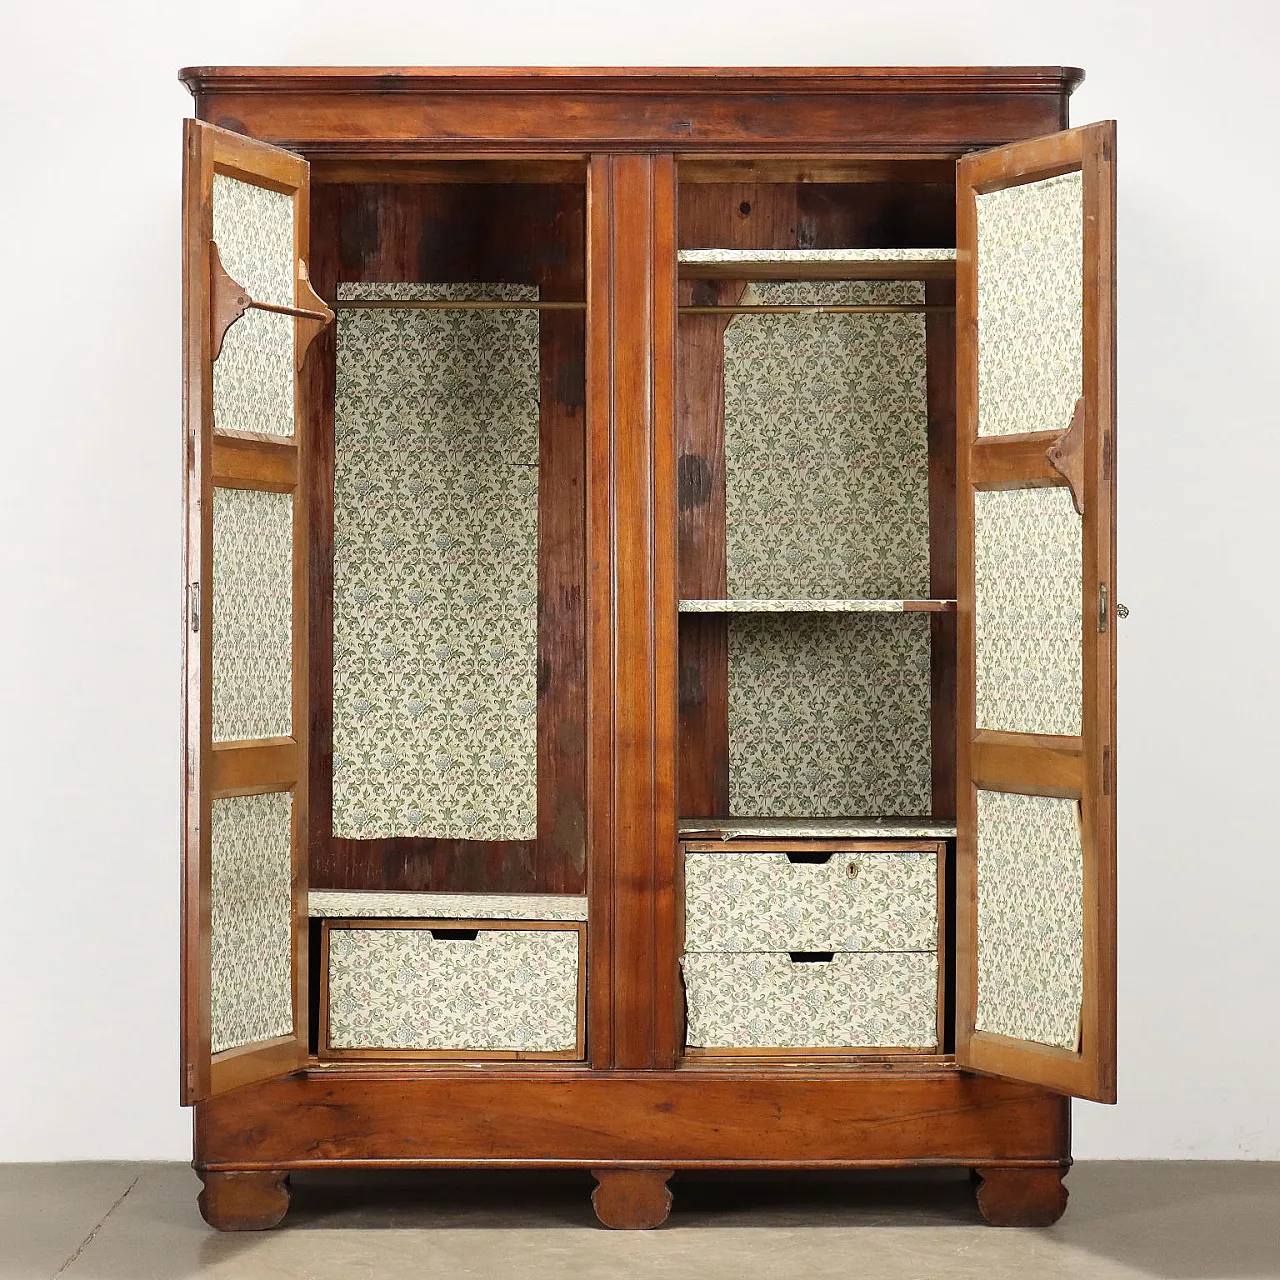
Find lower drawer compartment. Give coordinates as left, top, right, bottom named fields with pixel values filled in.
left=321, top=919, right=585, bottom=1059
left=682, top=951, right=940, bottom=1051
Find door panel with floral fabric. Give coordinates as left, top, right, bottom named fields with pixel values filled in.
left=182, top=120, right=327, bottom=1101
left=954, top=122, right=1117, bottom=1103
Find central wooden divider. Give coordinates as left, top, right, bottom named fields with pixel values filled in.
left=586, top=152, right=680, bottom=1071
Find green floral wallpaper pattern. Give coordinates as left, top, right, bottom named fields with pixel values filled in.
left=974, top=486, right=1083, bottom=738
left=727, top=613, right=932, bottom=817
left=682, top=950, right=937, bottom=1049
left=210, top=173, right=295, bottom=439
left=211, top=791, right=294, bottom=1054
left=326, top=926, right=580, bottom=1053
left=722, top=281, right=930, bottom=599
left=684, top=849, right=937, bottom=953
left=331, top=283, right=540, bottom=841
left=975, top=789, right=1084, bottom=1051
left=976, top=170, right=1083, bottom=438
left=211, top=486, right=293, bottom=743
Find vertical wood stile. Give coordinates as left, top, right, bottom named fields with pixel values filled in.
left=586, top=154, right=679, bottom=1069
left=182, top=120, right=215, bottom=1103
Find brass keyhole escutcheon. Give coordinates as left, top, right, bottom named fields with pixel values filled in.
left=846, top=861, right=860, bottom=879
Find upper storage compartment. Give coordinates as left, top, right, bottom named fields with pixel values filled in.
left=674, top=165, right=959, bottom=831
left=304, top=162, right=591, bottom=898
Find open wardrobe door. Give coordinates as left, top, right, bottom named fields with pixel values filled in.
left=181, top=120, right=332, bottom=1101
left=954, top=122, right=1117, bottom=1102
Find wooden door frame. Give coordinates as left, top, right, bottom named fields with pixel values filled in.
left=182, top=121, right=315, bottom=1101
left=953, top=122, right=1117, bottom=1102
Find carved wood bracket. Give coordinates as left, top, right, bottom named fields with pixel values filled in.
left=209, top=241, right=252, bottom=361
left=209, top=240, right=335, bottom=370
left=1044, top=396, right=1086, bottom=515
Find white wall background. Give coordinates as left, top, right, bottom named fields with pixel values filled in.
left=1, top=0, right=1276, bottom=1162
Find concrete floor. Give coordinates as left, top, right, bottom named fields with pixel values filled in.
left=2, top=1162, right=1277, bottom=1279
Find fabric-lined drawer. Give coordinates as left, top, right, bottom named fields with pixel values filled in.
left=683, top=844, right=941, bottom=953
left=682, top=950, right=939, bottom=1050
left=321, top=919, right=584, bottom=1059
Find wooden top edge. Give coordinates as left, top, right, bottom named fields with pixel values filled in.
left=179, top=65, right=1086, bottom=95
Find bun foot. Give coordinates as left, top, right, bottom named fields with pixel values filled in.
left=590, top=1167, right=673, bottom=1229
left=197, top=1170, right=291, bottom=1231
left=973, top=1164, right=1069, bottom=1227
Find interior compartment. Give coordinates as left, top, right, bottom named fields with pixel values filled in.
left=305, top=168, right=589, bottom=896
left=675, top=170, right=958, bottom=828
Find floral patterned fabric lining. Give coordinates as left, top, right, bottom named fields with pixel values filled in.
left=211, top=172, right=294, bottom=305
left=976, top=790, right=1084, bottom=1050
left=331, top=283, right=540, bottom=841
left=684, top=849, right=937, bottom=952
left=682, top=951, right=937, bottom=1048
left=723, top=281, right=930, bottom=599
left=727, top=613, right=931, bottom=817
left=308, top=891, right=587, bottom=920
left=326, top=926, right=580, bottom=1053
left=211, top=173, right=295, bottom=438
left=211, top=792, right=294, bottom=1054
left=976, top=170, right=1083, bottom=438
left=974, top=487, right=1083, bottom=738
left=211, top=487, right=293, bottom=743
left=720, top=280, right=932, bottom=818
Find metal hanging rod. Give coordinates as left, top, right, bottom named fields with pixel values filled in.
left=334, top=299, right=586, bottom=311
left=679, top=303, right=953, bottom=315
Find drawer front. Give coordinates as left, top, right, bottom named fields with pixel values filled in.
left=682, top=951, right=938, bottom=1050
left=684, top=848, right=938, bottom=952
left=324, top=922, right=582, bottom=1056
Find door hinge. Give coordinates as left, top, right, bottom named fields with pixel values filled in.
left=190, top=582, right=200, bottom=633
left=1098, top=582, right=1108, bottom=633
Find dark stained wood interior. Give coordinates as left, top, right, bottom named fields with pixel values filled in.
left=677, top=180, right=954, bottom=251
left=675, top=177, right=957, bottom=819
left=675, top=276, right=741, bottom=818
left=306, top=180, right=587, bottom=894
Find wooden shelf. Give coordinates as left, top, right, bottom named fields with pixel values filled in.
left=679, top=817, right=958, bottom=840
left=309, top=890, right=588, bottom=920
left=678, top=248, right=957, bottom=281
left=679, top=598, right=956, bottom=614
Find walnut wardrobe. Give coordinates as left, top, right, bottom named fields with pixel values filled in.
left=180, top=66, right=1118, bottom=1231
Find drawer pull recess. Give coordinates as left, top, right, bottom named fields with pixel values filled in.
left=788, top=951, right=835, bottom=964
left=429, top=928, right=480, bottom=941
left=785, top=850, right=834, bottom=865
